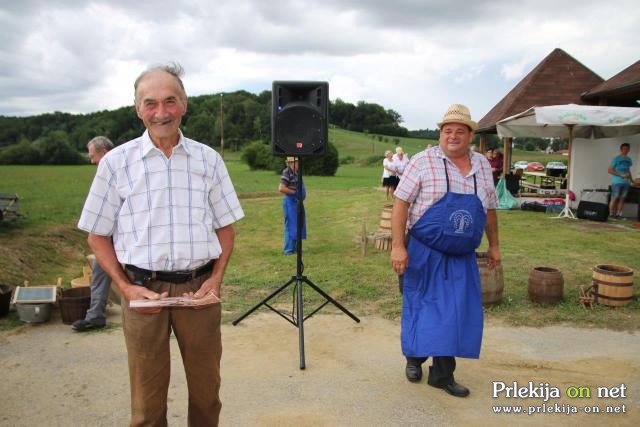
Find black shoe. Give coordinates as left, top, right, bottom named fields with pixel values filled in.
left=405, top=362, right=423, bottom=382
left=71, top=319, right=106, bottom=332
left=428, top=380, right=470, bottom=397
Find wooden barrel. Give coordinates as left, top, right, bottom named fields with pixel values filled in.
left=70, top=277, right=90, bottom=288
left=476, top=252, right=504, bottom=307
left=0, top=284, right=12, bottom=318
left=59, top=286, right=91, bottom=324
left=592, top=264, right=634, bottom=307
left=378, top=204, right=393, bottom=233
left=528, top=266, right=564, bottom=304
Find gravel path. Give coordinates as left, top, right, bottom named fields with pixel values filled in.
left=1, top=308, right=638, bottom=426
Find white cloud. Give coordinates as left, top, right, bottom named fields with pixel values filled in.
left=455, top=64, right=486, bottom=84
left=0, top=0, right=638, bottom=129
left=500, top=58, right=531, bottom=81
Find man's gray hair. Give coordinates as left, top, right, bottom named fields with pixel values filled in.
left=87, top=136, right=114, bottom=151
left=134, top=62, right=187, bottom=102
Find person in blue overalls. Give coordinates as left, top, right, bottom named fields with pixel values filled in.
left=279, top=157, right=306, bottom=255
left=390, top=104, right=501, bottom=398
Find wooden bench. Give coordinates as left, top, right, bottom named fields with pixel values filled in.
left=0, top=193, right=22, bottom=222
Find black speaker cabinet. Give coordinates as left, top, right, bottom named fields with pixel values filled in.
left=577, top=201, right=609, bottom=222
left=272, top=81, right=328, bottom=157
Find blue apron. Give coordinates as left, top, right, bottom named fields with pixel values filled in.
left=401, top=158, right=485, bottom=359
left=283, top=180, right=307, bottom=241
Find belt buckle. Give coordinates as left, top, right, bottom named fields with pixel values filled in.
left=131, top=268, right=153, bottom=286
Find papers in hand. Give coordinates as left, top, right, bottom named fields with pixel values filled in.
left=129, top=292, right=221, bottom=308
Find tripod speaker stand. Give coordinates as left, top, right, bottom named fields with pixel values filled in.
left=232, top=158, right=360, bottom=369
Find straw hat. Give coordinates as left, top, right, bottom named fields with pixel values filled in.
left=286, top=157, right=296, bottom=163
left=437, top=104, right=477, bottom=131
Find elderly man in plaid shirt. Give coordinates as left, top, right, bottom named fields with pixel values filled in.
left=78, top=63, right=244, bottom=426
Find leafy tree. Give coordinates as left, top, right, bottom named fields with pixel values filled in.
left=34, top=131, right=85, bottom=165
left=472, top=133, right=501, bottom=149
left=0, top=89, right=409, bottom=162
left=184, top=112, right=216, bottom=147
left=409, top=129, right=440, bottom=139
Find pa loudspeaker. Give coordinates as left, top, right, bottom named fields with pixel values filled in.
left=272, top=81, right=328, bottom=157
left=577, top=201, right=609, bottom=222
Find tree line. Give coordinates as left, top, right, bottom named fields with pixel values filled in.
left=0, top=91, right=413, bottom=165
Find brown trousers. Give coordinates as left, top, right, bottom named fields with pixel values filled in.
left=122, top=274, right=222, bottom=427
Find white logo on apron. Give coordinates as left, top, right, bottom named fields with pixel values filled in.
left=449, top=210, right=473, bottom=234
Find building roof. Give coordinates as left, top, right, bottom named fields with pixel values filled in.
left=477, top=48, right=604, bottom=133
left=582, top=60, right=640, bottom=106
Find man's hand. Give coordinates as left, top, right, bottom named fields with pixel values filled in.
left=486, top=246, right=501, bottom=270
left=182, top=275, right=221, bottom=309
left=390, top=245, right=409, bottom=275
left=123, top=283, right=168, bottom=314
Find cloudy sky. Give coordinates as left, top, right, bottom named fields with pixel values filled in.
left=1, top=0, right=638, bottom=129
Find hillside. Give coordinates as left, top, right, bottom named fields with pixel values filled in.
left=329, top=127, right=434, bottom=159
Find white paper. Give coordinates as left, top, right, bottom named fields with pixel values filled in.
left=129, top=293, right=220, bottom=308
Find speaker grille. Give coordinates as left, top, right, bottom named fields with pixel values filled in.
left=272, top=81, right=328, bottom=157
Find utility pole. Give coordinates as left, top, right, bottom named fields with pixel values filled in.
left=220, top=93, right=224, bottom=158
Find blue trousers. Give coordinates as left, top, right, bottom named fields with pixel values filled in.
left=283, top=222, right=296, bottom=254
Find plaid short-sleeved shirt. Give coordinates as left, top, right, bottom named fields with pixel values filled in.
left=280, top=166, right=298, bottom=190
left=78, top=130, right=245, bottom=271
left=394, top=146, right=498, bottom=229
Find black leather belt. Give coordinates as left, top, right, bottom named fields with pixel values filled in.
left=125, top=260, right=214, bottom=284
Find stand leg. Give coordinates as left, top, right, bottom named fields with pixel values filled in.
left=296, top=278, right=306, bottom=369
left=554, top=193, right=577, bottom=219
left=232, top=278, right=295, bottom=325
left=303, top=278, right=360, bottom=323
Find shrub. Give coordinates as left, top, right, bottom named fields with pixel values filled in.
left=0, top=141, right=41, bottom=164
left=241, top=141, right=278, bottom=170
left=243, top=140, right=339, bottom=176
left=302, top=142, right=339, bottom=176
left=362, top=154, right=382, bottom=166
left=340, top=155, right=355, bottom=165
left=34, top=131, right=85, bottom=165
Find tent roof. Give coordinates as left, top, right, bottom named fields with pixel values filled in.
left=582, top=60, right=640, bottom=106
left=477, top=48, right=604, bottom=134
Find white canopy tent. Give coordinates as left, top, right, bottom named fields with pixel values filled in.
left=497, top=104, right=640, bottom=218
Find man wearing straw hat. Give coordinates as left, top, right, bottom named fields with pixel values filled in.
left=279, top=156, right=306, bottom=254
left=390, top=104, right=501, bottom=397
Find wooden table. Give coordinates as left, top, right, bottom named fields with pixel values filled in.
left=522, top=171, right=567, bottom=188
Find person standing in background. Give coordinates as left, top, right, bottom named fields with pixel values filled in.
left=608, top=142, right=634, bottom=219
left=382, top=150, right=398, bottom=200
left=486, top=148, right=503, bottom=186
left=393, top=146, right=410, bottom=180
left=72, top=136, right=115, bottom=332
left=279, top=157, right=306, bottom=255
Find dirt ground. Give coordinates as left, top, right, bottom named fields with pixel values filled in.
left=0, top=306, right=638, bottom=426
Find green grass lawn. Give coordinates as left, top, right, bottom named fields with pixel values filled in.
left=329, top=127, right=435, bottom=159
left=1, top=149, right=639, bottom=330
